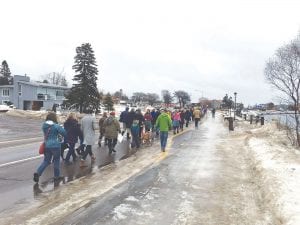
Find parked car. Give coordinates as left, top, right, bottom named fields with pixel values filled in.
left=0, top=104, right=10, bottom=112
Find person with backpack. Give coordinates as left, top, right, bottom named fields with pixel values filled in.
left=135, top=109, right=145, bottom=138
left=130, top=120, right=140, bottom=149
left=33, top=112, right=66, bottom=183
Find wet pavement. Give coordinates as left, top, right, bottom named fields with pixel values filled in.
left=0, top=114, right=157, bottom=215
left=0, top=113, right=43, bottom=142
left=0, top=114, right=272, bottom=224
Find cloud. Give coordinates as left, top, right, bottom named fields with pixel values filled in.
left=0, top=0, right=299, bottom=105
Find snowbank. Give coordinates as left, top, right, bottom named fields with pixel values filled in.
left=241, top=121, right=300, bottom=225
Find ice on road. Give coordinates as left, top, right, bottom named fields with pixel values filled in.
left=0, top=115, right=279, bottom=224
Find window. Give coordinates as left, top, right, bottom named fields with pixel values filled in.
left=56, top=90, right=64, bottom=96
left=2, top=89, right=9, bottom=97
left=18, top=84, right=22, bottom=96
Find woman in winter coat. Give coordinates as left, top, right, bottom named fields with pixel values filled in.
left=172, top=110, right=181, bottom=134
left=104, top=112, right=121, bottom=154
left=63, top=113, right=82, bottom=163
left=144, top=109, right=153, bottom=132
left=135, top=109, right=145, bottom=138
left=33, top=112, right=66, bottom=183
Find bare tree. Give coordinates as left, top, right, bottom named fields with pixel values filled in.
left=41, top=71, right=68, bottom=86
left=174, top=90, right=191, bottom=108
left=146, top=93, right=160, bottom=105
left=161, top=90, right=173, bottom=106
left=265, top=36, right=300, bottom=146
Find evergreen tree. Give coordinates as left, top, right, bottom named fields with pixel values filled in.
left=65, top=43, right=100, bottom=113
left=103, top=93, right=114, bottom=112
left=0, top=60, right=13, bottom=85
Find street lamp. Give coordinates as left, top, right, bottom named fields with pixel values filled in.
left=234, top=92, right=237, bottom=120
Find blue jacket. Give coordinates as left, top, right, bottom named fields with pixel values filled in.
left=131, top=122, right=140, bottom=136
left=119, top=110, right=129, bottom=123
left=42, top=121, right=66, bottom=149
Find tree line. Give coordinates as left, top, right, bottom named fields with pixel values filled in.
left=0, top=43, right=192, bottom=112
left=63, top=43, right=192, bottom=112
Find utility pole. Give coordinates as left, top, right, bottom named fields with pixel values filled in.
left=234, top=92, right=237, bottom=120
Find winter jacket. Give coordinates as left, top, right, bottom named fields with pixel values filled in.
left=184, top=111, right=192, bottom=120
left=180, top=112, right=185, bottom=122
left=104, top=116, right=121, bottom=139
left=81, top=114, right=97, bottom=145
left=131, top=121, right=140, bottom=137
left=172, top=112, right=181, bottom=121
left=193, top=109, right=201, bottom=119
left=64, top=118, right=82, bottom=144
left=155, top=113, right=172, bottom=132
left=125, top=111, right=136, bottom=128
left=144, top=113, right=152, bottom=121
left=134, top=112, right=145, bottom=126
left=99, top=115, right=107, bottom=134
left=119, top=110, right=128, bottom=123
left=42, top=121, right=66, bottom=149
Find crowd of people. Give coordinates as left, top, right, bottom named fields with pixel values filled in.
left=33, top=106, right=210, bottom=183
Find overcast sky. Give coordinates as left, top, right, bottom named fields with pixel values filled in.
left=1, top=0, right=300, bottom=105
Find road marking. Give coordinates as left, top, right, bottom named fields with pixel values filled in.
left=0, top=137, right=42, bottom=144
left=0, top=155, right=42, bottom=168
left=155, top=128, right=192, bottom=162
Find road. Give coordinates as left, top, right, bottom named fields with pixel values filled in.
left=0, top=113, right=136, bottom=215
left=0, top=113, right=275, bottom=224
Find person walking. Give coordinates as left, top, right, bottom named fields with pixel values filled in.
left=80, top=109, right=97, bottom=167
left=63, top=113, right=82, bottom=164
left=135, top=109, right=145, bottom=138
left=119, top=107, right=129, bottom=136
left=212, top=108, right=216, bottom=118
left=193, top=107, right=201, bottom=129
left=104, top=112, right=121, bottom=154
left=184, top=109, right=192, bottom=127
left=153, top=108, right=161, bottom=137
left=150, top=108, right=157, bottom=131
left=155, top=109, right=172, bottom=152
left=124, top=108, right=136, bottom=140
left=130, top=119, right=140, bottom=149
left=179, top=109, right=185, bottom=131
left=98, top=112, right=108, bottom=147
left=172, top=110, right=181, bottom=134
left=33, top=112, right=66, bottom=183
left=144, top=109, right=153, bottom=132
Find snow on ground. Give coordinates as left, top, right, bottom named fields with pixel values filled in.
left=4, top=109, right=300, bottom=224
left=235, top=120, right=300, bottom=225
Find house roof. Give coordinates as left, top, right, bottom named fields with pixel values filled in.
left=18, top=81, right=69, bottom=89
left=0, top=85, right=14, bottom=88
